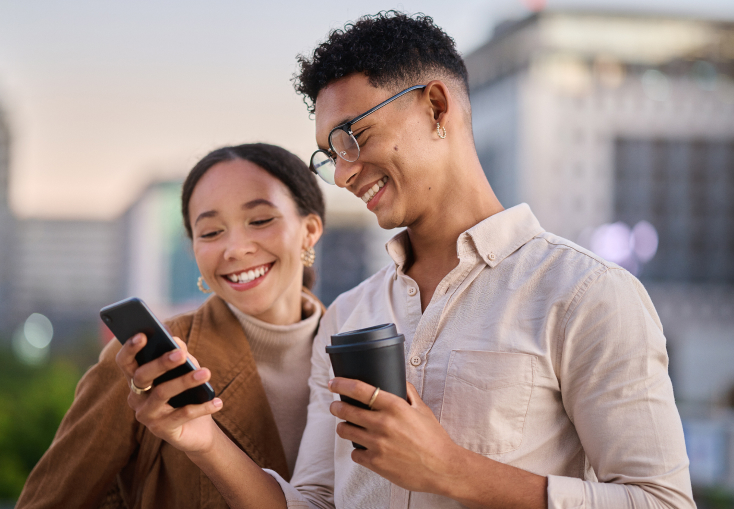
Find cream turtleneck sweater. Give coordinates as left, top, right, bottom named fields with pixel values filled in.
left=227, top=292, right=321, bottom=476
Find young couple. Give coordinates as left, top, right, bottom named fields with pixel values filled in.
left=19, top=12, right=694, bottom=509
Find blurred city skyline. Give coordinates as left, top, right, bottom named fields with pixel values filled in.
left=1, top=0, right=734, bottom=220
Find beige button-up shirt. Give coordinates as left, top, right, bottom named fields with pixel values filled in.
left=268, top=204, right=694, bottom=509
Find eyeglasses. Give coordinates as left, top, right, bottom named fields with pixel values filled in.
left=310, top=85, right=426, bottom=185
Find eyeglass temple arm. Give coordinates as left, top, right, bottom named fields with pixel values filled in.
left=346, top=85, right=427, bottom=127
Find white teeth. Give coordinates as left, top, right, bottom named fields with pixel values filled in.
left=362, top=177, right=388, bottom=203
left=229, top=265, right=270, bottom=284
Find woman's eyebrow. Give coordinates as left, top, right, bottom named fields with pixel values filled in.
left=194, top=210, right=217, bottom=226
left=242, top=199, right=277, bottom=210
left=194, top=199, right=277, bottom=227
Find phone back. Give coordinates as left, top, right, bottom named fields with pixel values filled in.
left=100, top=297, right=215, bottom=407
left=100, top=297, right=178, bottom=365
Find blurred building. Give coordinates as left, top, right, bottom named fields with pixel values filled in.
left=467, top=10, right=734, bottom=488
left=0, top=106, right=125, bottom=345
left=10, top=218, right=125, bottom=342
left=120, top=180, right=206, bottom=319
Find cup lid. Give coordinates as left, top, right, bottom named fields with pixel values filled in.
left=331, top=323, right=398, bottom=346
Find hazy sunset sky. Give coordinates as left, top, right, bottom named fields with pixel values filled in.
left=1, top=0, right=733, bottom=219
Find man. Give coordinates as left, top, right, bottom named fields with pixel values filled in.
left=119, top=11, right=694, bottom=509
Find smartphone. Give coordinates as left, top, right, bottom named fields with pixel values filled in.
left=100, top=297, right=215, bottom=408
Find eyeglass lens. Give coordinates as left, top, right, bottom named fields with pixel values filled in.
left=329, top=129, right=360, bottom=163
left=310, top=151, right=336, bottom=185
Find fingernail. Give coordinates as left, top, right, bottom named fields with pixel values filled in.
left=132, top=334, right=142, bottom=345
left=193, top=369, right=207, bottom=380
left=328, top=379, right=334, bottom=390
left=212, top=398, right=223, bottom=408
left=169, top=351, right=183, bottom=362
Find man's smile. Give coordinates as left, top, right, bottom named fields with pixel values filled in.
left=359, top=176, right=389, bottom=203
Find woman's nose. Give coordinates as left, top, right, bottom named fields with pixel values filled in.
left=223, top=232, right=256, bottom=260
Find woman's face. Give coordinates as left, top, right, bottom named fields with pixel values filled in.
left=188, top=159, right=321, bottom=325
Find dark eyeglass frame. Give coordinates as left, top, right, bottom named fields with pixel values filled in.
left=310, top=84, right=426, bottom=184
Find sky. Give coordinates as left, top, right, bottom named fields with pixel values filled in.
left=1, top=0, right=733, bottom=219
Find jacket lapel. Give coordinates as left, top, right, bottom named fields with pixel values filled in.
left=186, top=296, right=290, bottom=479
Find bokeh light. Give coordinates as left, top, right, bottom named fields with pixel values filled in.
left=12, top=313, right=54, bottom=365
left=586, top=221, right=659, bottom=276
left=24, top=313, right=54, bottom=349
left=631, top=220, right=659, bottom=263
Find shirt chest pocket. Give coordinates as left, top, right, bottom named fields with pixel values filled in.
left=439, top=350, right=535, bottom=456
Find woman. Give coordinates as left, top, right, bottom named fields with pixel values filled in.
left=16, top=143, right=325, bottom=508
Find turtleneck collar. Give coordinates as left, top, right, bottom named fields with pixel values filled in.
left=226, top=291, right=322, bottom=368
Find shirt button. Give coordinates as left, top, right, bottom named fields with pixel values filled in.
left=410, top=356, right=422, bottom=366
left=407, top=287, right=417, bottom=296
left=488, top=253, right=496, bottom=261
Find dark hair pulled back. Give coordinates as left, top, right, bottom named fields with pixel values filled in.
left=181, top=143, right=325, bottom=289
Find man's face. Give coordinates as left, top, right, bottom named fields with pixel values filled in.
left=314, top=73, right=444, bottom=230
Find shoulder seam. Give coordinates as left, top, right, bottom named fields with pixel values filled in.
left=555, top=265, right=611, bottom=376
left=538, top=234, right=614, bottom=270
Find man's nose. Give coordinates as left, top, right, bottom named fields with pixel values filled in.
left=333, top=156, right=361, bottom=188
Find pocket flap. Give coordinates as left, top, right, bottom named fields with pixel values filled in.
left=448, top=350, right=534, bottom=390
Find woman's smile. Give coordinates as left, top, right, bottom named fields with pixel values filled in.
left=221, top=262, right=274, bottom=291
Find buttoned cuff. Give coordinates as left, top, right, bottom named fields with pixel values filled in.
left=547, top=475, right=585, bottom=509
left=262, top=469, right=311, bottom=508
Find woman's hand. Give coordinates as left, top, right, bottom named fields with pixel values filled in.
left=115, top=333, right=224, bottom=454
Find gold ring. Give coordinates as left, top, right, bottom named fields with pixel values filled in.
left=367, top=387, right=381, bottom=410
left=130, top=378, right=152, bottom=395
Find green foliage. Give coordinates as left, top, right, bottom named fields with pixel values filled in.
left=693, top=486, right=734, bottom=509
left=0, top=347, right=81, bottom=501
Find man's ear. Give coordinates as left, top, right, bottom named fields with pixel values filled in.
left=302, top=213, right=324, bottom=250
left=423, top=80, right=452, bottom=127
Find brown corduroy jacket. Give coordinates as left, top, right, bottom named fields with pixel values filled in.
left=16, top=295, right=305, bottom=509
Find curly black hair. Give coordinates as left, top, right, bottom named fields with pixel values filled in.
left=294, top=11, right=469, bottom=114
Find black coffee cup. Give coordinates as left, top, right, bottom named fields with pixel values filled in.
left=326, top=323, right=407, bottom=449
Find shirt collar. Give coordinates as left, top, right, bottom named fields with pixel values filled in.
left=385, top=203, right=544, bottom=271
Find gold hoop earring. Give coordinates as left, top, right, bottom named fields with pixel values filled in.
left=436, top=122, right=447, bottom=139
left=197, top=276, right=213, bottom=294
left=301, top=246, right=315, bottom=268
